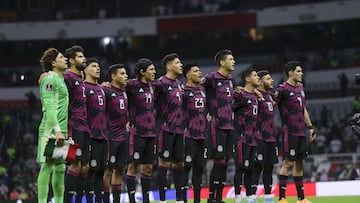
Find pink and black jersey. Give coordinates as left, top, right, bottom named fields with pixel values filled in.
left=126, top=79, right=156, bottom=138
left=84, top=82, right=108, bottom=140
left=274, top=82, right=306, bottom=137
left=104, top=85, right=128, bottom=142
left=153, top=76, right=184, bottom=134
left=255, top=89, right=276, bottom=142
left=233, top=91, right=258, bottom=146
left=183, top=84, right=207, bottom=140
left=63, top=71, right=89, bottom=133
left=203, top=71, right=234, bottom=130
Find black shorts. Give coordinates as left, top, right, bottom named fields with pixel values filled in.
left=157, top=130, right=184, bottom=162
left=89, top=139, right=108, bottom=171
left=71, top=129, right=90, bottom=163
left=184, top=137, right=207, bottom=167
left=208, top=122, right=234, bottom=159
left=108, top=140, right=129, bottom=169
left=282, top=133, right=308, bottom=161
left=233, top=141, right=256, bottom=169
left=129, top=134, right=156, bottom=164
left=255, top=138, right=278, bottom=165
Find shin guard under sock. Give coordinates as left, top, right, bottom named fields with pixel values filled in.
left=157, top=166, right=169, bottom=201
left=126, top=175, right=137, bottom=203
left=141, top=173, right=151, bottom=203
left=173, top=166, right=184, bottom=201
left=112, top=184, right=122, bottom=203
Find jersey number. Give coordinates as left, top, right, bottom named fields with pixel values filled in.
left=267, top=102, right=273, bottom=111
left=226, top=87, right=231, bottom=97
left=297, top=96, right=303, bottom=106
left=98, top=95, right=104, bottom=106
left=119, top=99, right=125, bottom=109
left=145, top=93, right=152, bottom=103
left=176, top=91, right=181, bottom=101
left=195, top=98, right=204, bottom=108
left=252, top=105, right=258, bottom=115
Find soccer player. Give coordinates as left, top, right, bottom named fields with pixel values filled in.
left=37, top=48, right=68, bottom=203
left=274, top=61, right=316, bottom=203
left=204, top=49, right=235, bottom=203
left=233, top=68, right=260, bottom=203
left=153, top=53, right=184, bottom=203
left=182, top=62, right=207, bottom=203
left=63, top=45, right=89, bottom=203
left=103, top=64, right=129, bottom=203
left=83, top=58, right=108, bottom=203
left=125, top=58, right=156, bottom=203
left=252, top=70, right=278, bottom=203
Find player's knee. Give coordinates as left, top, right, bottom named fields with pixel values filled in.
left=172, top=162, right=184, bottom=168
left=282, top=159, right=294, bottom=170
left=141, top=165, right=153, bottom=176
left=158, top=157, right=171, bottom=167
left=81, top=164, right=89, bottom=174
left=294, top=160, right=304, bottom=172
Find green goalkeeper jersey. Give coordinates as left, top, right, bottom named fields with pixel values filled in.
left=39, top=71, right=69, bottom=137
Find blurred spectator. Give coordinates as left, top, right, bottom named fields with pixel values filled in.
left=353, top=96, right=360, bottom=113
left=350, top=162, right=360, bottom=180
left=329, top=136, right=342, bottom=153
left=337, top=72, right=348, bottom=97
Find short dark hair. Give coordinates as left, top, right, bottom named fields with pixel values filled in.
left=241, top=67, right=256, bottom=83
left=64, top=45, right=84, bottom=59
left=284, top=61, right=302, bottom=77
left=214, top=49, right=232, bottom=66
left=134, top=58, right=153, bottom=77
left=85, top=57, right=99, bottom=67
left=39, top=48, right=59, bottom=72
left=162, top=53, right=179, bottom=70
left=183, top=62, right=198, bottom=78
left=257, top=70, right=270, bottom=79
left=108, top=63, right=127, bottom=78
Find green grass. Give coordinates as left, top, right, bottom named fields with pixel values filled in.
left=154, top=196, right=360, bottom=203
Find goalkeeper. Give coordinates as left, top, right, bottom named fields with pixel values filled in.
left=37, top=48, right=69, bottom=203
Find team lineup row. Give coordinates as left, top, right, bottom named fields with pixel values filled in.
left=36, top=46, right=316, bottom=203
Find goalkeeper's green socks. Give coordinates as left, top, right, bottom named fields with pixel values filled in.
left=37, top=162, right=66, bottom=203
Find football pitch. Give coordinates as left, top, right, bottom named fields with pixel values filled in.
left=160, top=196, right=360, bottom=203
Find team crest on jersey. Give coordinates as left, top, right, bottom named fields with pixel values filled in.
left=301, top=90, right=305, bottom=97
left=274, top=91, right=279, bottom=98
left=45, top=84, right=53, bottom=91
left=139, top=88, right=144, bottom=93
left=269, top=95, right=274, bottom=102
left=179, top=84, right=183, bottom=91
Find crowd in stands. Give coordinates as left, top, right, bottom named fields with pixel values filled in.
left=0, top=0, right=343, bottom=22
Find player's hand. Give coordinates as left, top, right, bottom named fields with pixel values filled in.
left=101, top=81, right=111, bottom=87
left=55, top=131, right=65, bottom=147
left=126, top=122, right=130, bottom=132
left=38, top=72, right=49, bottom=85
left=206, top=113, right=212, bottom=122
left=234, top=86, right=244, bottom=93
left=309, top=129, right=317, bottom=142
left=254, top=89, right=263, bottom=100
